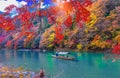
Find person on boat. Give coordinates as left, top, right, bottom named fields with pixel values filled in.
left=39, top=69, right=45, bottom=78
left=56, top=52, right=59, bottom=56
left=34, top=69, right=45, bottom=78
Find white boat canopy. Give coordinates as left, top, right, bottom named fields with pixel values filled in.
left=57, top=52, right=69, bottom=55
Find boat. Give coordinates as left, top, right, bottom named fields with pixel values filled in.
left=34, top=74, right=48, bottom=78
left=34, top=69, right=48, bottom=78
left=52, top=52, right=75, bottom=60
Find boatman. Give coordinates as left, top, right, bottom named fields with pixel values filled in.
left=56, top=52, right=59, bottom=56
left=39, top=69, right=45, bottom=78
left=34, top=69, right=45, bottom=78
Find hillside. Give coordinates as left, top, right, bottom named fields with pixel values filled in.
left=0, top=0, right=120, bottom=53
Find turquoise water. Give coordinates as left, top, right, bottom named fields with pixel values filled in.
left=0, top=49, right=120, bottom=78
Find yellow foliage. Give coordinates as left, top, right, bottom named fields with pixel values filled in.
left=48, top=44, right=54, bottom=49
left=106, top=10, right=116, bottom=19
left=40, top=25, right=56, bottom=46
left=64, top=40, right=68, bottom=45
left=116, top=31, right=120, bottom=35
left=64, top=29, right=71, bottom=36
left=85, top=29, right=89, bottom=33
left=93, top=35, right=101, bottom=41
left=56, top=16, right=63, bottom=24
left=42, top=25, right=56, bottom=38
left=48, top=33, right=55, bottom=42
left=94, top=27, right=98, bottom=30
left=86, top=13, right=97, bottom=28
left=106, top=42, right=111, bottom=48
left=95, top=40, right=100, bottom=46
left=99, top=42, right=106, bottom=49
left=91, top=42, right=96, bottom=46
left=91, top=40, right=100, bottom=47
left=91, top=40, right=111, bottom=49
left=99, top=41, right=111, bottom=49
left=73, top=28, right=79, bottom=34
left=106, top=14, right=116, bottom=19
left=114, top=35, right=120, bottom=44
left=77, top=44, right=83, bottom=50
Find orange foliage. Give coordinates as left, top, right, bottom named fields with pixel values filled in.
left=64, top=15, right=72, bottom=28
left=55, top=26, right=64, bottom=44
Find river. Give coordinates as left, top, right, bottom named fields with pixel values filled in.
left=0, top=49, right=120, bottom=78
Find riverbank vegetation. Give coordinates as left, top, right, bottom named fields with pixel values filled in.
left=0, top=0, right=120, bottom=53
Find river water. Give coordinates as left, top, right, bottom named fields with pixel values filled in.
left=0, top=49, right=120, bottom=78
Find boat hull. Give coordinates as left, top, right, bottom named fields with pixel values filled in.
left=52, top=55, right=74, bottom=61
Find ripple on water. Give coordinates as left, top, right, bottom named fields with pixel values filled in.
left=0, top=50, right=120, bottom=78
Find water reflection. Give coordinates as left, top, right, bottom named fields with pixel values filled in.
left=0, top=49, right=120, bottom=78
left=104, top=53, right=120, bottom=62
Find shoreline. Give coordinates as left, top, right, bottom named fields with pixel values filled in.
left=0, top=48, right=112, bottom=53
